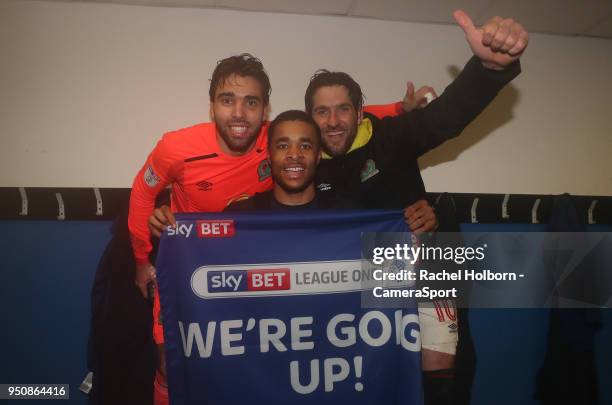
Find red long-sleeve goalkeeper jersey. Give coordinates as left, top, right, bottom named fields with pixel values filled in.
left=128, top=122, right=272, bottom=264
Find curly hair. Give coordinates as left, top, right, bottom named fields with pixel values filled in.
left=304, top=69, right=363, bottom=114
left=209, top=53, right=271, bottom=105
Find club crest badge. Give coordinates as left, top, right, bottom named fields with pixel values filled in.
left=360, top=159, right=380, bottom=182
left=258, top=159, right=271, bottom=182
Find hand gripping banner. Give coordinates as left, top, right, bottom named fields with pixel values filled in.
left=156, top=210, right=422, bottom=405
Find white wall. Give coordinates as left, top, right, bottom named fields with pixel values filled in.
left=1, top=0, right=610, bottom=195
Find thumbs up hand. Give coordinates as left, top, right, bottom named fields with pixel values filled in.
left=454, top=10, right=529, bottom=71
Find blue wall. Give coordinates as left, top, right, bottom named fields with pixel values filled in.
left=0, top=221, right=610, bottom=404
left=0, top=221, right=113, bottom=405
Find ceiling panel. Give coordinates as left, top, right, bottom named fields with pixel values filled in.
left=216, top=0, right=352, bottom=16
left=349, top=0, right=493, bottom=25
left=74, top=0, right=217, bottom=6
left=584, top=16, right=612, bottom=37
left=484, top=0, right=612, bottom=35
left=14, top=0, right=612, bottom=39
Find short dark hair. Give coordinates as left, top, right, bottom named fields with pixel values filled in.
left=268, top=110, right=321, bottom=149
left=209, top=53, right=271, bottom=105
left=304, top=70, right=364, bottom=114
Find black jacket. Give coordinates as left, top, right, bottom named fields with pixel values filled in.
left=316, top=56, right=521, bottom=208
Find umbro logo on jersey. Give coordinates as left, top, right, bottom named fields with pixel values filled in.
left=317, top=183, right=332, bottom=192
left=196, top=180, right=213, bottom=191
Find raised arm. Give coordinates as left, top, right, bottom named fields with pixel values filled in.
left=375, top=11, right=528, bottom=157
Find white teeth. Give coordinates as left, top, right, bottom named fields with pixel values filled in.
left=230, top=125, right=247, bottom=135
left=284, top=167, right=304, bottom=172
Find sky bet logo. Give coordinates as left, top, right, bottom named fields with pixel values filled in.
left=197, top=220, right=235, bottom=238
left=166, top=220, right=235, bottom=239
left=207, top=269, right=290, bottom=293
left=167, top=222, right=194, bottom=237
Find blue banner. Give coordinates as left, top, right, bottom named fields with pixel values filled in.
left=156, top=210, right=422, bottom=405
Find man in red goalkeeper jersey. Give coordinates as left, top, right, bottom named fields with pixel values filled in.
left=129, top=55, right=276, bottom=404
left=129, top=56, right=273, bottom=298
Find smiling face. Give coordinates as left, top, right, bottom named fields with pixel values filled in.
left=310, top=85, right=362, bottom=157
left=269, top=119, right=320, bottom=201
left=210, top=74, right=268, bottom=156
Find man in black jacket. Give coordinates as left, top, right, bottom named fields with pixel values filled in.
left=308, top=11, right=525, bottom=210
left=304, top=10, right=528, bottom=405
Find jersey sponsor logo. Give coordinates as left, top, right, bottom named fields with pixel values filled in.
left=207, top=268, right=290, bottom=293
left=258, top=159, right=271, bottom=182
left=196, top=220, right=235, bottom=238
left=317, top=183, right=332, bottom=192
left=144, top=166, right=161, bottom=187
left=196, top=180, right=213, bottom=191
left=360, top=159, right=380, bottom=182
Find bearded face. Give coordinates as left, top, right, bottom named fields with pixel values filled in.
left=211, top=74, right=267, bottom=156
